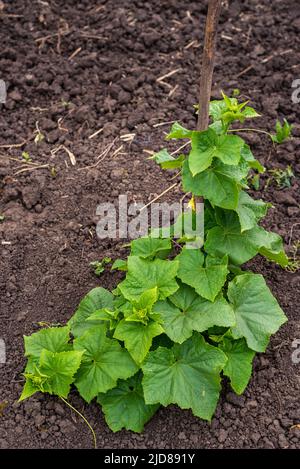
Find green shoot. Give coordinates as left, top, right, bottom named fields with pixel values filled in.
left=22, top=151, right=31, bottom=163
left=266, top=165, right=294, bottom=189
left=271, top=119, right=293, bottom=144
left=90, top=257, right=112, bottom=277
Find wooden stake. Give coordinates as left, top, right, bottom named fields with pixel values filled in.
left=197, top=0, right=222, bottom=131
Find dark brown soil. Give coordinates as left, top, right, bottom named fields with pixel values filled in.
left=1, top=0, right=300, bottom=450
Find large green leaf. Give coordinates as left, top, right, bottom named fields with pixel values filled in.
left=220, top=338, right=255, bottom=394
left=177, top=247, right=204, bottom=269
left=38, top=350, right=83, bottom=398
left=68, top=287, right=114, bottom=337
left=176, top=248, right=228, bottom=301
left=182, top=160, right=239, bottom=210
left=189, top=128, right=243, bottom=176
left=73, top=326, right=138, bottom=402
left=235, top=191, right=269, bottom=232
left=228, top=274, right=287, bottom=352
left=205, top=211, right=288, bottom=266
left=24, top=326, right=71, bottom=358
left=114, top=320, right=164, bottom=364
left=20, top=350, right=83, bottom=401
left=119, top=256, right=179, bottom=302
left=97, top=374, right=159, bottom=433
left=130, top=237, right=172, bottom=259
left=142, top=334, right=227, bottom=421
left=153, top=284, right=235, bottom=343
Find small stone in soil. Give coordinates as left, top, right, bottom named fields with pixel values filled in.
left=218, top=429, right=228, bottom=443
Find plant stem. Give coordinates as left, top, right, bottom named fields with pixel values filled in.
left=60, top=397, right=97, bottom=449
left=228, top=128, right=273, bottom=139
left=197, top=0, right=222, bottom=131
left=195, top=0, right=222, bottom=213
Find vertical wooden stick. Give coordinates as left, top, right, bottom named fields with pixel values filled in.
left=197, top=0, right=222, bottom=131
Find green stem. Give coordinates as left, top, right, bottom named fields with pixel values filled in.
left=60, top=397, right=97, bottom=449
left=228, top=127, right=273, bottom=140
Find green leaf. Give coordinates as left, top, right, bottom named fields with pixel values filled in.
left=19, top=378, right=40, bottom=401
left=241, top=145, right=265, bottom=173
left=119, top=256, right=179, bottom=302
left=149, top=148, right=172, bottom=163
left=111, top=259, right=128, bottom=271
left=258, top=244, right=288, bottom=267
left=68, top=287, right=114, bottom=337
left=20, top=364, right=50, bottom=401
left=205, top=254, right=228, bottom=267
left=133, top=288, right=158, bottom=312
left=182, top=160, right=239, bottom=210
left=142, top=334, right=227, bottom=421
left=130, top=237, right=172, bottom=259
left=228, top=273, right=287, bottom=352
left=213, top=159, right=249, bottom=183
left=20, top=349, right=83, bottom=401
left=221, top=91, right=233, bottom=110
left=38, top=350, right=83, bottom=398
left=235, top=191, right=269, bottom=232
left=166, top=122, right=193, bottom=140
left=241, top=107, right=261, bottom=119
left=220, top=338, right=255, bottom=394
left=24, top=326, right=71, bottom=358
left=114, top=320, right=164, bottom=364
left=210, top=99, right=231, bottom=122
left=150, top=149, right=185, bottom=169
left=87, top=308, right=120, bottom=330
left=209, top=96, right=259, bottom=126
left=188, top=128, right=243, bottom=176
left=161, top=155, right=185, bottom=170
left=176, top=248, right=228, bottom=301
left=124, top=287, right=159, bottom=323
left=254, top=227, right=288, bottom=267
left=177, top=246, right=205, bottom=269
left=73, top=326, right=138, bottom=402
left=97, top=374, right=159, bottom=433
left=209, top=120, right=223, bottom=135
left=205, top=211, right=288, bottom=266
left=188, top=129, right=217, bottom=175
left=153, top=284, right=235, bottom=343
left=90, top=257, right=111, bottom=277
left=214, top=134, right=244, bottom=165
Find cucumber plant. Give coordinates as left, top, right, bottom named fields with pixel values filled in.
left=20, top=93, right=291, bottom=435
